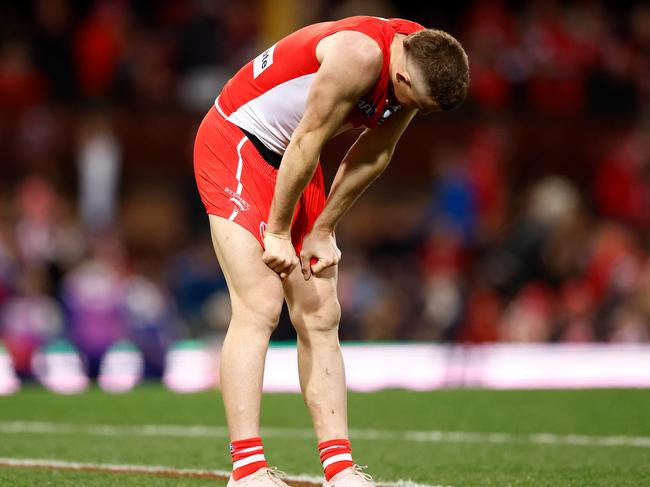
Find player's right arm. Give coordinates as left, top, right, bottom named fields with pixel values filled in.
left=262, top=32, right=383, bottom=279
left=298, top=105, right=417, bottom=279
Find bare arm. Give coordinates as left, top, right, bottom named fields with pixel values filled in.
left=298, top=107, right=418, bottom=279
left=262, top=32, right=382, bottom=278
left=266, top=34, right=382, bottom=236
left=311, top=107, right=418, bottom=237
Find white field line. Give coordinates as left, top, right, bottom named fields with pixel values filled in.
left=0, top=421, right=649, bottom=449
left=0, top=457, right=449, bottom=487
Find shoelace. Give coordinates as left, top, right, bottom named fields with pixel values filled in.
left=266, top=466, right=288, bottom=486
left=351, top=465, right=374, bottom=483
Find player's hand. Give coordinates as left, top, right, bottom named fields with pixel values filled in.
left=300, top=230, right=341, bottom=280
left=262, top=231, right=299, bottom=279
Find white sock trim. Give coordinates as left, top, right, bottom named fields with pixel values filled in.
left=320, top=445, right=346, bottom=454
left=233, top=454, right=266, bottom=470
left=237, top=446, right=263, bottom=455
left=322, top=453, right=352, bottom=469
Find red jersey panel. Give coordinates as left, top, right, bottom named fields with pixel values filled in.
left=216, top=16, right=424, bottom=155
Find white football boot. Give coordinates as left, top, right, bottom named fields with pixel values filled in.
left=322, top=465, right=376, bottom=487
left=227, top=467, right=291, bottom=487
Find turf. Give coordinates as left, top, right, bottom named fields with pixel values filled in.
left=0, top=385, right=649, bottom=486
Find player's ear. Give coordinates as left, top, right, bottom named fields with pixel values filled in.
left=396, top=71, right=411, bottom=87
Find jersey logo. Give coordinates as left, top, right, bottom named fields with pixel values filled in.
left=357, top=99, right=376, bottom=117
left=225, top=187, right=250, bottom=212
left=253, top=44, right=276, bottom=79
left=378, top=104, right=402, bottom=125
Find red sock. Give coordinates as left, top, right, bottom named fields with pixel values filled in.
left=318, top=438, right=353, bottom=481
left=230, top=437, right=268, bottom=480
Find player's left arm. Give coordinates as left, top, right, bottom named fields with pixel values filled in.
left=301, top=107, right=418, bottom=279
left=263, top=32, right=382, bottom=279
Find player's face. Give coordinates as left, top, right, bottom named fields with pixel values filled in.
left=394, top=58, right=441, bottom=114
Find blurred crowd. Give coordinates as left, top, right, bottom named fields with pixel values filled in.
left=1, top=0, right=649, bottom=376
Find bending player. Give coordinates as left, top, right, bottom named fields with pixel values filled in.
left=194, top=15, right=469, bottom=487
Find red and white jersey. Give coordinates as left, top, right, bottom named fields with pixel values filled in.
left=215, top=16, right=424, bottom=155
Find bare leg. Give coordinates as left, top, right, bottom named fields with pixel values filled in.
left=209, top=215, right=285, bottom=441
left=283, top=265, right=347, bottom=442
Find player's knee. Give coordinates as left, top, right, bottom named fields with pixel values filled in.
left=233, top=294, right=283, bottom=334
left=291, top=297, right=341, bottom=334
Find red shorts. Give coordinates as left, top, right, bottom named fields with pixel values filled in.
left=194, top=106, right=326, bottom=254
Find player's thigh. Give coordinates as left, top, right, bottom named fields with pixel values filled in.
left=283, top=265, right=340, bottom=332
left=209, top=214, right=284, bottom=323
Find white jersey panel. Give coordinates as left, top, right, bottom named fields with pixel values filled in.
left=220, top=73, right=316, bottom=155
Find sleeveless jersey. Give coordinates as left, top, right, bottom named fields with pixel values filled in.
left=215, top=16, right=424, bottom=155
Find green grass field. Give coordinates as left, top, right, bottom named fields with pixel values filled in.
left=0, top=385, right=649, bottom=486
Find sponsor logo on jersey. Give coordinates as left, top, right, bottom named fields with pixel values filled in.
left=357, top=99, right=376, bottom=117
left=378, top=104, right=402, bottom=125
left=225, top=187, right=250, bottom=212
left=253, top=44, right=276, bottom=79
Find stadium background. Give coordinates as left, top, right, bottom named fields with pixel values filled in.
left=1, top=0, right=649, bottom=378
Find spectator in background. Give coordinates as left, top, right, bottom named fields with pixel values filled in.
left=74, top=0, right=127, bottom=99
left=0, top=266, right=64, bottom=375
left=0, top=38, right=46, bottom=111
left=629, top=3, right=650, bottom=113
left=61, top=234, right=128, bottom=377
left=0, top=227, right=15, bottom=308
left=76, top=110, right=121, bottom=234
left=594, top=128, right=650, bottom=230
left=32, top=0, right=77, bottom=102
left=175, top=1, right=230, bottom=111
left=13, top=176, right=84, bottom=270
left=121, top=273, right=185, bottom=377
left=462, top=0, right=517, bottom=110
left=556, top=279, right=596, bottom=342
left=498, top=282, right=554, bottom=342
left=427, top=145, right=478, bottom=244
left=523, top=1, right=598, bottom=114
left=120, top=26, right=175, bottom=107
left=166, top=240, right=228, bottom=337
